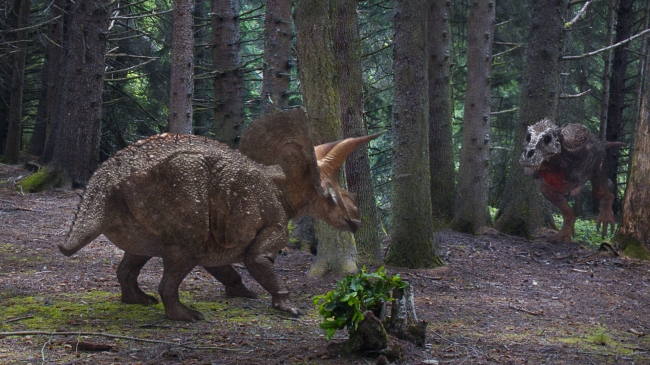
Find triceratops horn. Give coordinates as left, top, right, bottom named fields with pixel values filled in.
left=316, top=132, right=385, bottom=178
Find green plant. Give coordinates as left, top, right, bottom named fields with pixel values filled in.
left=553, top=215, right=614, bottom=246
left=313, top=266, right=407, bottom=340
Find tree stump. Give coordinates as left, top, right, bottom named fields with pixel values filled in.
left=343, top=311, right=388, bottom=354
left=387, top=284, right=427, bottom=347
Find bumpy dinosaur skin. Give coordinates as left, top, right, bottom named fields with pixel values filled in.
left=519, top=119, right=624, bottom=243
left=59, top=108, right=380, bottom=321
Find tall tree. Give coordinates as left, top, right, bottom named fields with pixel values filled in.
left=193, top=0, right=212, bottom=135
left=169, top=0, right=195, bottom=134
left=50, top=0, right=111, bottom=185
left=428, top=0, right=456, bottom=227
left=496, top=0, right=569, bottom=238
left=261, top=0, right=292, bottom=115
left=211, top=0, right=244, bottom=146
left=2, top=0, right=30, bottom=164
left=605, top=0, right=635, bottom=210
left=295, top=0, right=359, bottom=275
left=385, top=0, right=443, bottom=269
left=31, top=0, right=65, bottom=158
left=613, top=42, right=650, bottom=259
left=332, top=0, right=382, bottom=263
left=450, top=0, right=495, bottom=234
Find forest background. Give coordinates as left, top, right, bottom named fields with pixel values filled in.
left=1, top=0, right=650, bottom=271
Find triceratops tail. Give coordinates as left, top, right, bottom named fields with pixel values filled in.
left=58, top=188, right=106, bottom=257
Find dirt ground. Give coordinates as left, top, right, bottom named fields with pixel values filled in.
left=1, top=163, right=649, bottom=365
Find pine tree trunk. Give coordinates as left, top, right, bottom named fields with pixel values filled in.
left=450, top=0, right=495, bottom=234
left=211, top=0, right=244, bottom=146
left=613, top=47, right=650, bottom=260
left=428, top=0, right=456, bottom=228
left=605, top=0, right=635, bottom=212
left=496, top=0, right=568, bottom=239
left=261, top=0, right=292, bottom=115
left=599, top=0, right=616, bottom=140
left=3, top=0, right=30, bottom=164
left=37, top=0, right=66, bottom=164
left=50, top=0, right=110, bottom=186
left=192, top=0, right=211, bottom=136
left=0, top=0, right=19, bottom=156
left=385, top=0, right=443, bottom=269
left=295, top=0, right=359, bottom=276
left=333, top=0, right=382, bottom=264
left=169, top=0, right=195, bottom=134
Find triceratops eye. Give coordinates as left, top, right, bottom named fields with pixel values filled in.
left=525, top=133, right=531, bottom=143
left=543, top=135, right=552, bottom=145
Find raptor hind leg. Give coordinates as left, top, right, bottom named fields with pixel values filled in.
left=203, top=265, right=258, bottom=299
left=117, top=252, right=158, bottom=304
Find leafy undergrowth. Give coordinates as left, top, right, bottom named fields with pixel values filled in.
left=1, top=164, right=650, bottom=364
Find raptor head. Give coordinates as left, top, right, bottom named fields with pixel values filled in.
left=519, top=118, right=562, bottom=175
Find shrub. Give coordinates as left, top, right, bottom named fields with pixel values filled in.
left=313, top=266, right=407, bottom=340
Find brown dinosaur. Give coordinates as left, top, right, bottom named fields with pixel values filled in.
left=58, top=107, right=381, bottom=321
left=519, top=119, right=625, bottom=243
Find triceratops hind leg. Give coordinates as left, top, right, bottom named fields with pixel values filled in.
left=117, top=252, right=158, bottom=305
left=243, top=226, right=301, bottom=317
left=203, top=265, right=258, bottom=299
left=158, top=256, right=204, bottom=321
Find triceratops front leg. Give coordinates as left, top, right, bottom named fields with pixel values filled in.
left=541, top=183, right=576, bottom=243
left=203, top=265, right=258, bottom=299
left=243, top=225, right=301, bottom=316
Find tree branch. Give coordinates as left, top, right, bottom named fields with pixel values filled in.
left=565, top=0, right=592, bottom=28
left=562, top=28, right=650, bottom=60
left=0, top=331, right=246, bottom=352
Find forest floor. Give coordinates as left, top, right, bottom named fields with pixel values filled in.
left=0, top=163, right=649, bottom=365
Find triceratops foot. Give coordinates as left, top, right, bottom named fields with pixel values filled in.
left=225, top=285, right=258, bottom=299
left=272, top=292, right=302, bottom=317
left=164, top=303, right=204, bottom=322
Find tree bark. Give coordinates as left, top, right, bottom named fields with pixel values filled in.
left=50, top=0, right=111, bottom=186
left=31, top=0, right=65, bottom=158
left=211, top=0, right=244, bottom=147
left=3, top=0, right=30, bottom=164
left=295, top=0, right=359, bottom=276
left=450, top=0, right=495, bottom=234
left=261, top=0, right=292, bottom=115
left=333, top=0, right=382, bottom=264
left=385, top=0, right=443, bottom=269
left=496, top=0, right=568, bottom=239
left=613, top=42, right=650, bottom=260
left=38, top=0, right=67, bottom=164
left=428, top=0, right=456, bottom=228
left=605, top=0, right=635, bottom=212
left=599, top=0, right=616, bottom=140
left=192, top=0, right=211, bottom=136
left=169, top=0, right=195, bottom=134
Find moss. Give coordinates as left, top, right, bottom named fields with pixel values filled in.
left=613, top=234, right=650, bottom=260
left=16, top=167, right=67, bottom=193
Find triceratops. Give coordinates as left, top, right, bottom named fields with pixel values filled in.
left=519, top=119, right=625, bottom=243
left=58, top=107, right=381, bottom=321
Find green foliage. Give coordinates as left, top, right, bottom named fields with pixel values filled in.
left=312, top=266, right=407, bottom=340
left=553, top=215, right=614, bottom=246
